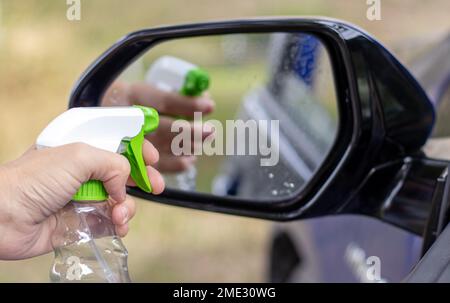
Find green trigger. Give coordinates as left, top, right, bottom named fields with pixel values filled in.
left=121, top=106, right=159, bottom=193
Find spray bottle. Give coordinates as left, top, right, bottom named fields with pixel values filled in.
left=36, top=106, right=159, bottom=282
left=145, top=56, right=209, bottom=191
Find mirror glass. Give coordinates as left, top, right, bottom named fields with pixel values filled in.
left=102, top=32, right=339, bottom=202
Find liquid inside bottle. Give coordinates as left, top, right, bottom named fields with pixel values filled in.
left=49, top=201, right=131, bottom=283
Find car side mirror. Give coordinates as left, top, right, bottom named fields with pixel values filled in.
left=69, top=18, right=443, bottom=236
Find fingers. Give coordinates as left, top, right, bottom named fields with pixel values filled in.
left=125, top=139, right=165, bottom=194
left=129, top=82, right=214, bottom=117
left=70, top=143, right=131, bottom=203
left=146, top=117, right=213, bottom=174
left=53, top=139, right=164, bottom=202
left=146, top=166, right=165, bottom=194
left=147, top=116, right=214, bottom=153
left=115, top=224, right=129, bottom=238
left=111, top=195, right=136, bottom=226
left=110, top=195, right=137, bottom=238
left=142, top=139, right=159, bottom=165
left=154, top=155, right=196, bottom=173
left=126, top=164, right=165, bottom=193
left=72, top=138, right=164, bottom=238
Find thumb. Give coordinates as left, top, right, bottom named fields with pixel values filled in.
left=67, top=143, right=131, bottom=203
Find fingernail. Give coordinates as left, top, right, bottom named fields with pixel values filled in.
left=120, top=206, right=128, bottom=224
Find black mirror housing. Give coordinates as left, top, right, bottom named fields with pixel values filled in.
left=69, top=17, right=435, bottom=224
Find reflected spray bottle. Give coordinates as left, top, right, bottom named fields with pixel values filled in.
left=145, top=56, right=210, bottom=191
left=36, top=106, right=159, bottom=282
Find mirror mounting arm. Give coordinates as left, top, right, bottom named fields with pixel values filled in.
left=343, top=156, right=450, bottom=238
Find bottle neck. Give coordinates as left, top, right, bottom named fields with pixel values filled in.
left=71, top=200, right=108, bottom=206
left=70, top=189, right=112, bottom=236
left=71, top=200, right=110, bottom=220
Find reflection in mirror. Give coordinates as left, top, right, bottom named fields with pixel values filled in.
left=102, top=32, right=338, bottom=202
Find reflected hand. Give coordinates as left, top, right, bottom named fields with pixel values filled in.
left=102, top=81, right=215, bottom=173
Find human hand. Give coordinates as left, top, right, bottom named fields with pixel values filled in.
left=102, top=81, right=215, bottom=173
left=0, top=142, right=164, bottom=260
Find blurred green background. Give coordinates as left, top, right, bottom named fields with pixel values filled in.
left=0, top=0, right=449, bottom=282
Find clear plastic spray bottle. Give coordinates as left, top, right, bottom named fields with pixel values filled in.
left=146, top=56, right=209, bottom=191
left=36, top=106, right=159, bottom=282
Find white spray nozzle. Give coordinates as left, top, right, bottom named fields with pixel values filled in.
left=36, top=107, right=145, bottom=152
